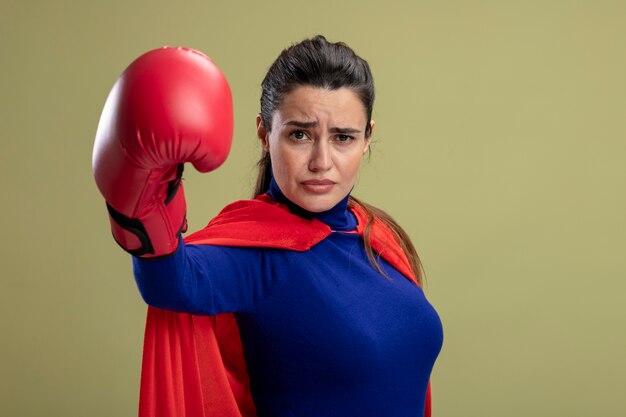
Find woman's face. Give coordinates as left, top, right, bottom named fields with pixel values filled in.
left=257, top=86, right=373, bottom=213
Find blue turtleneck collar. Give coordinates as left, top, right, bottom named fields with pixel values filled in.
left=267, top=178, right=357, bottom=232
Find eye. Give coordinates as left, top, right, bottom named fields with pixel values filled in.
left=335, top=134, right=355, bottom=143
left=289, top=130, right=309, bottom=141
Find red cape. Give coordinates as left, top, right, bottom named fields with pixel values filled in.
left=139, top=194, right=432, bottom=417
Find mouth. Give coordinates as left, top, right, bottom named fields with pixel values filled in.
left=301, top=179, right=336, bottom=193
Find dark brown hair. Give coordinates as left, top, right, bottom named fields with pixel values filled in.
left=253, top=35, right=424, bottom=285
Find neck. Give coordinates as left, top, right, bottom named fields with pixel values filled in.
left=267, top=178, right=357, bottom=231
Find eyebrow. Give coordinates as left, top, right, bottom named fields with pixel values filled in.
left=283, top=120, right=362, bottom=134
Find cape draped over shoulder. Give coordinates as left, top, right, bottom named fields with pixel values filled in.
left=138, top=194, right=432, bottom=417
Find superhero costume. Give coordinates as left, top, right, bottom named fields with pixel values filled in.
left=135, top=180, right=443, bottom=417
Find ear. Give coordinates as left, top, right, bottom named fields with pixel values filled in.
left=256, top=114, right=269, bottom=152
left=363, top=120, right=375, bottom=154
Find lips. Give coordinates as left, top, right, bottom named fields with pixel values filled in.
left=301, top=179, right=336, bottom=193
left=302, top=179, right=335, bottom=185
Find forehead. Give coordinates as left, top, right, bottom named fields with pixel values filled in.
left=273, top=86, right=367, bottom=127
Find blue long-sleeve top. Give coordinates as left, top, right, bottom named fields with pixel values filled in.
left=133, top=180, right=444, bottom=417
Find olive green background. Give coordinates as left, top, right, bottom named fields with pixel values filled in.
left=2, top=1, right=625, bottom=416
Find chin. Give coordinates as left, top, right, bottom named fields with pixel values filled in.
left=295, top=196, right=336, bottom=213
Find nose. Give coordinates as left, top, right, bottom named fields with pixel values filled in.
left=308, top=140, right=333, bottom=172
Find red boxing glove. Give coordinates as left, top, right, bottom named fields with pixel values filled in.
left=92, top=46, right=233, bottom=257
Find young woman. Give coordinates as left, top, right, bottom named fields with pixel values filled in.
left=93, top=35, right=443, bottom=417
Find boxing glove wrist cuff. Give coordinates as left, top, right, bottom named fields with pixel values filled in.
left=105, top=183, right=188, bottom=258
left=106, top=203, right=155, bottom=257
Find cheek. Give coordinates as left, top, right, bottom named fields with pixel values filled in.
left=270, top=144, right=303, bottom=180
left=343, top=151, right=365, bottom=177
